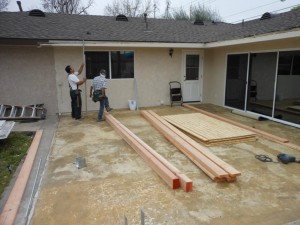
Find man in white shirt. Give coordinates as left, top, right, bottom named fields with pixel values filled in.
left=65, top=63, right=86, bottom=120
left=90, top=69, right=112, bottom=122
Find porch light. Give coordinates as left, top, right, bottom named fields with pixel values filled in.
left=169, top=48, right=174, bottom=58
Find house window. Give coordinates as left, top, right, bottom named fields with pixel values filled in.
left=85, top=52, right=109, bottom=79
left=278, top=51, right=300, bottom=75
left=111, top=51, right=134, bottom=79
left=186, top=55, right=199, bottom=80
left=85, top=51, right=134, bottom=79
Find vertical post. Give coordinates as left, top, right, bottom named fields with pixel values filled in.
left=134, top=78, right=139, bottom=110
left=141, top=209, right=145, bottom=225
left=82, top=40, right=88, bottom=115
left=124, top=215, right=128, bottom=225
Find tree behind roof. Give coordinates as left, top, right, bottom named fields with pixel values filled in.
left=170, top=3, right=222, bottom=21
left=104, top=0, right=155, bottom=17
left=42, top=0, right=94, bottom=14
left=0, top=0, right=9, bottom=12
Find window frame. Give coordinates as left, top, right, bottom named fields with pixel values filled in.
left=85, top=50, right=135, bottom=80
left=278, top=50, right=300, bottom=76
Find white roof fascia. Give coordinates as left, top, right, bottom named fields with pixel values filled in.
left=41, top=41, right=205, bottom=49
left=205, top=29, right=300, bottom=48
left=39, top=29, right=300, bottom=49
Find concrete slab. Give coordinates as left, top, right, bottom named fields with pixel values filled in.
left=18, top=105, right=300, bottom=225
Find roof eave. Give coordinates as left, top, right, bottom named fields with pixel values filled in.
left=41, top=40, right=206, bottom=49
left=205, top=29, right=300, bottom=48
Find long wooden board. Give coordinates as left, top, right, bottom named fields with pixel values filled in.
left=142, top=110, right=241, bottom=182
left=147, top=111, right=241, bottom=177
left=162, top=113, right=256, bottom=145
left=105, top=114, right=192, bottom=191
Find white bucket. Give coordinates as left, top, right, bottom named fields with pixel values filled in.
left=128, top=100, right=136, bottom=110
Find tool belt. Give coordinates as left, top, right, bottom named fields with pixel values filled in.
left=70, top=89, right=82, bottom=94
left=92, top=90, right=103, bottom=102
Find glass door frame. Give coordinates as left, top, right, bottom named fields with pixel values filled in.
left=224, top=50, right=300, bottom=128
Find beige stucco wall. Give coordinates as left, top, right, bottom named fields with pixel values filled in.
left=0, top=45, right=58, bottom=115
left=2, top=37, right=299, bottom=116
left=53, top=46, right=182, bottom=114
left=202, top=37, right=300, bottom=107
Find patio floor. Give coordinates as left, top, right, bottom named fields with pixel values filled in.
left=28, top=104, right=300, bottom=225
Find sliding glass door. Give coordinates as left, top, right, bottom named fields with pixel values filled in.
left=225, top=54, right=248, bottom=110
left=275, top=51, right=300, bottom=124
left=225, top=51, right=300, bottom=126
left=246, top=52, right=277, bottom=117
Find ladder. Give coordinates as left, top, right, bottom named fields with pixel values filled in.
left=0, top=104, right=46, bottom=121
left=0, top=120, right=15, bottom=139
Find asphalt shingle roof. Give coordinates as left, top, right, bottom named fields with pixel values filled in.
left=0, top=9, right=300, bottom=44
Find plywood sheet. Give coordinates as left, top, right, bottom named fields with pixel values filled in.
left=162, top=113, right=256, bottom=145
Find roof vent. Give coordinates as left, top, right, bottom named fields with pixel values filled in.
left=260, top=12, right=272, bottom=20
left=29, top=9, right=46, bottom=17
left=116, top=14, right=128, bottom=21
left=194, top=19, right=204, bottom=25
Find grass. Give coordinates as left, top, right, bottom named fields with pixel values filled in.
left=0, top=132, right=33, bottom=198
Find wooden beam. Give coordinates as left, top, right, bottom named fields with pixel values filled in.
left=130, top=131, right=193, bottom=192
left=141, top=111, right=237, bottom=181
left=105, top=114, right=181, bottom=190
left=107, top=114, right=192, bottom=192
left=147, top=111, right=241, bottom=177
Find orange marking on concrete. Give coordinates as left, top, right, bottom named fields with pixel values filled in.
left=0, top=130, right=43, bottom=225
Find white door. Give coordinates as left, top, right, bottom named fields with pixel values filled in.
left=181, top=51, right=203, bottom=102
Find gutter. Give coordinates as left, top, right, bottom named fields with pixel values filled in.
left=205, top=29, right=300, bottom=48
left=36, top=28, right=300, bottom=49
left=40, top=41, right=205, bottom=49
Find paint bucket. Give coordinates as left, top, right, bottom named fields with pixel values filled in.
left=128, top=100, right=136, bottom=111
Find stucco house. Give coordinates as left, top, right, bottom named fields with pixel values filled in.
left=0, top=9, right=299, bottom=127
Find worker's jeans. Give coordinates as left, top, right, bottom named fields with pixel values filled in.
left=98, top=96, right=109, bottom=120
left=70, top=90, right=82, bottom=119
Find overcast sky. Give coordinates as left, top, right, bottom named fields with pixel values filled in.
left=6, top=0, right=300, bottom=23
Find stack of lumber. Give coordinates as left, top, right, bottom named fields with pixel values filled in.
left=183, top=104, right=300, bottom=152
left=162, top=113, right=256, bottom=146
left=105, top=113, right=192, bottom=192
left=141, top=110, right=241, bottom=182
